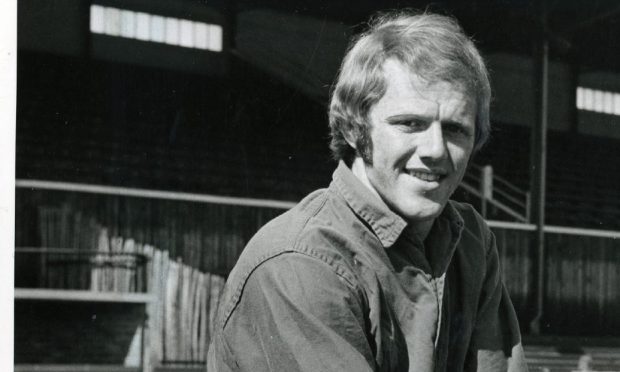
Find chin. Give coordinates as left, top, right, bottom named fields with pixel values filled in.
left=399, top=199, right=444, bottom=222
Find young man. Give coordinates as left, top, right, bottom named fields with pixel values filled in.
left=208, top=10, right=528, bottom=372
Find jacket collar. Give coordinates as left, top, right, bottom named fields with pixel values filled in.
left=331, top=161, right=465, bottom=267
left=421, top=200, right=464, bottom=276
left=331, top=161, right=408, bottom=248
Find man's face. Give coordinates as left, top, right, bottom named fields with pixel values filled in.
left=359, top=59, right=476, bottom=223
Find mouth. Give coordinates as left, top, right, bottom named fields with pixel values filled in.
left=405, top=169, right=446, bottom=183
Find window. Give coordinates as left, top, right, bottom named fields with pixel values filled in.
left=576, top=86, right=620, bottom=116
left=90, top=4, right=223, bottom=52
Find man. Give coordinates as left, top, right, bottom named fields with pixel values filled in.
left=208, top=10, right=528, bottom=372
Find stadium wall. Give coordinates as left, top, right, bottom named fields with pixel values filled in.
left=14, top=301, right=144, bottom=365
left=487, top=52, right=620, bottom=140
left=14, top=185, right=620, bottom=337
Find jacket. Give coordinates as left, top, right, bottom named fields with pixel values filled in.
left=207, top=161, right=528, bottom=371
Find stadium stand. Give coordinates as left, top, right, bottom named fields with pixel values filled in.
left=15, top=45, right=620, bottom=371
left=475, top=123, right=620, bottom=229
left=17, top=51, right=620, bottom=229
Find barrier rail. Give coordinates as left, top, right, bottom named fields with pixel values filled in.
left=16, top=178, right=620, bottom=240
left=15, top=179, right=297, bottom=209
left=462, top=164, right=531, bottom=222
left=14, top=179, right=620, bottom=337
left=15, top=247, right=150, bottom=293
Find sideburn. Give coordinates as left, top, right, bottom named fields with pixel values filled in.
left=355, top=126, right=374, bottom=165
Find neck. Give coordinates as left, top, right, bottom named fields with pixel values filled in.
left=350, top=157, right=382, bottom=200
left=410, top=219, right=434, bottom=242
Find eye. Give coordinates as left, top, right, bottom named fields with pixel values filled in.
left=391, top=118, right=428, bottom=131
left=443, top=122, right=471, bottom=137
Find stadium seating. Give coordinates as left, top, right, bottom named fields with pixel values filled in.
left=16, top=51, right=620, bottom=230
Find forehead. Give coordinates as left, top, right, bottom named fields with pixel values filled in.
left=376, top=59, right=475, bottom=118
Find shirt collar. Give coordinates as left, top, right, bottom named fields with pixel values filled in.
left=331, top=161, right=407, bottom=248
left=424, top=200, right=464, bottom=276
left=393, top=200, right=465, bottom=277
left=331, top=161, right=466, bottom=262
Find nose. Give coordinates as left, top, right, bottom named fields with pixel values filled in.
left=417, top=121, right=448, bottom=161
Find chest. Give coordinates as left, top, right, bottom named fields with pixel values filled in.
left=358, top=248, right=484, bottom=372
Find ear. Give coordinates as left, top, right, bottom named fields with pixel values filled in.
left=343, top=128, right=358, bottom=149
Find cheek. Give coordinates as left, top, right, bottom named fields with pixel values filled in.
left=448, top=142, right=473, bottom=167
left=369, top=132, right=393, bottom=164
left=372, top=131, right=412, bottom=164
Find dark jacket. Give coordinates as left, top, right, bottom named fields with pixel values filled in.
left=207, top=162, right=527, bottom=372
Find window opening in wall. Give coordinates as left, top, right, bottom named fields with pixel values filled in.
left=90, top=4, right=223, bottom=52
left=576, top=86, right=620, bottom=116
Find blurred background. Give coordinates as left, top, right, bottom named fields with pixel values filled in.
left=13, top=0, right=620, bottom=371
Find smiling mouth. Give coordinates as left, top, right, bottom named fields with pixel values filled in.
left=406, top=170, right=445, bottom=182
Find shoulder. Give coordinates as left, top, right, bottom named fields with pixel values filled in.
left=215, top=187, right=365, bottom=329
left=449, top=200, right=493, bottom=252
left=217, top=250, right=364, bottom=334
left=449, top=200, right=487, bottom=230
left=238, top=186, right=360, bottom=270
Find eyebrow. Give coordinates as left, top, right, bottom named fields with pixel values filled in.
left=386, top=114, right=469, bottom=125
left=386, top=114, right=473, bottom=133
left=385, top=113, right=434, bottom=123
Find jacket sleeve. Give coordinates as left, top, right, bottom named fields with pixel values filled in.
left=207, top=252, right=375, bottom=372
left=470, top=229, right=529, bottom=372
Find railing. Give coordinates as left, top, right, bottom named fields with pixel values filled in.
left=15, top=179, right=620, bottom=336
left=15, top=179, right=297, bottom=209
left=487, top=220, right=620, bottom=336
left=15, top=247, right=150, bottom=293
left=14, top=248, right=153, bottom=369
left=524, top=345, right=620, bottom=372
left=487, top=220, right=620, bottom=238
left=461, top=164, right=531, bottom=222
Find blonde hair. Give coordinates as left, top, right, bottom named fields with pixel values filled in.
left=328, top=10, right=491, bottom=164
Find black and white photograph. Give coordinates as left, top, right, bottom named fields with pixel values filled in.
left=9, top=0, right=620, bottom=371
